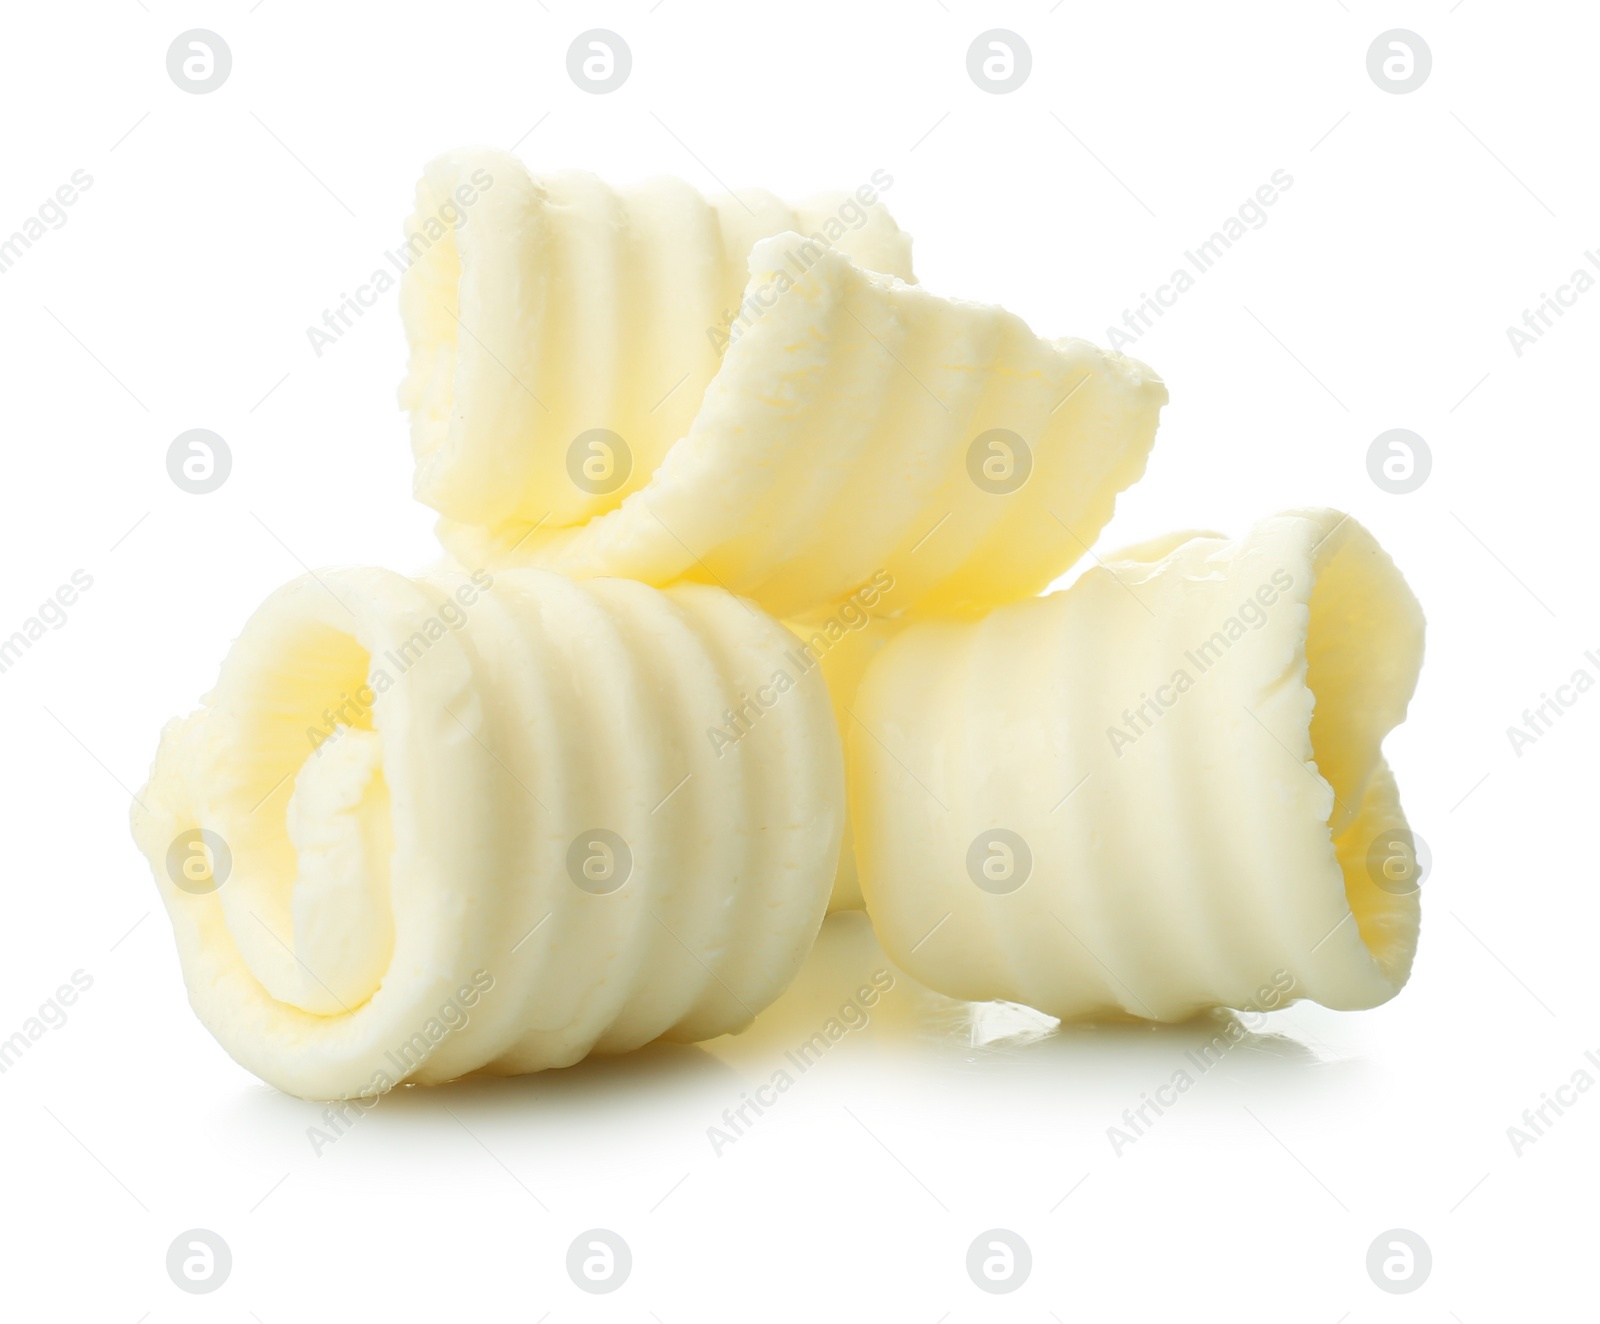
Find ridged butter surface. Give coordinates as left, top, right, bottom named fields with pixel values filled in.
left=131, top=569, right=843, bottom=1100
left=850, top=510, right=1425, bottom=1020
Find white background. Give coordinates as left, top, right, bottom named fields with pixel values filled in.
left=0, top=1, right=1593, bottom=1318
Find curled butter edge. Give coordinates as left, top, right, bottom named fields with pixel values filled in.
left=131, top=567, right=842, bottom=1099
left=850, top=508, right=1425, bottom=1020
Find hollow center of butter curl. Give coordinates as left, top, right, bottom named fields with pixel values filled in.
left=283, top=728, right=395, bottom=1012
left=218, top=621, right=398, bottom=1016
